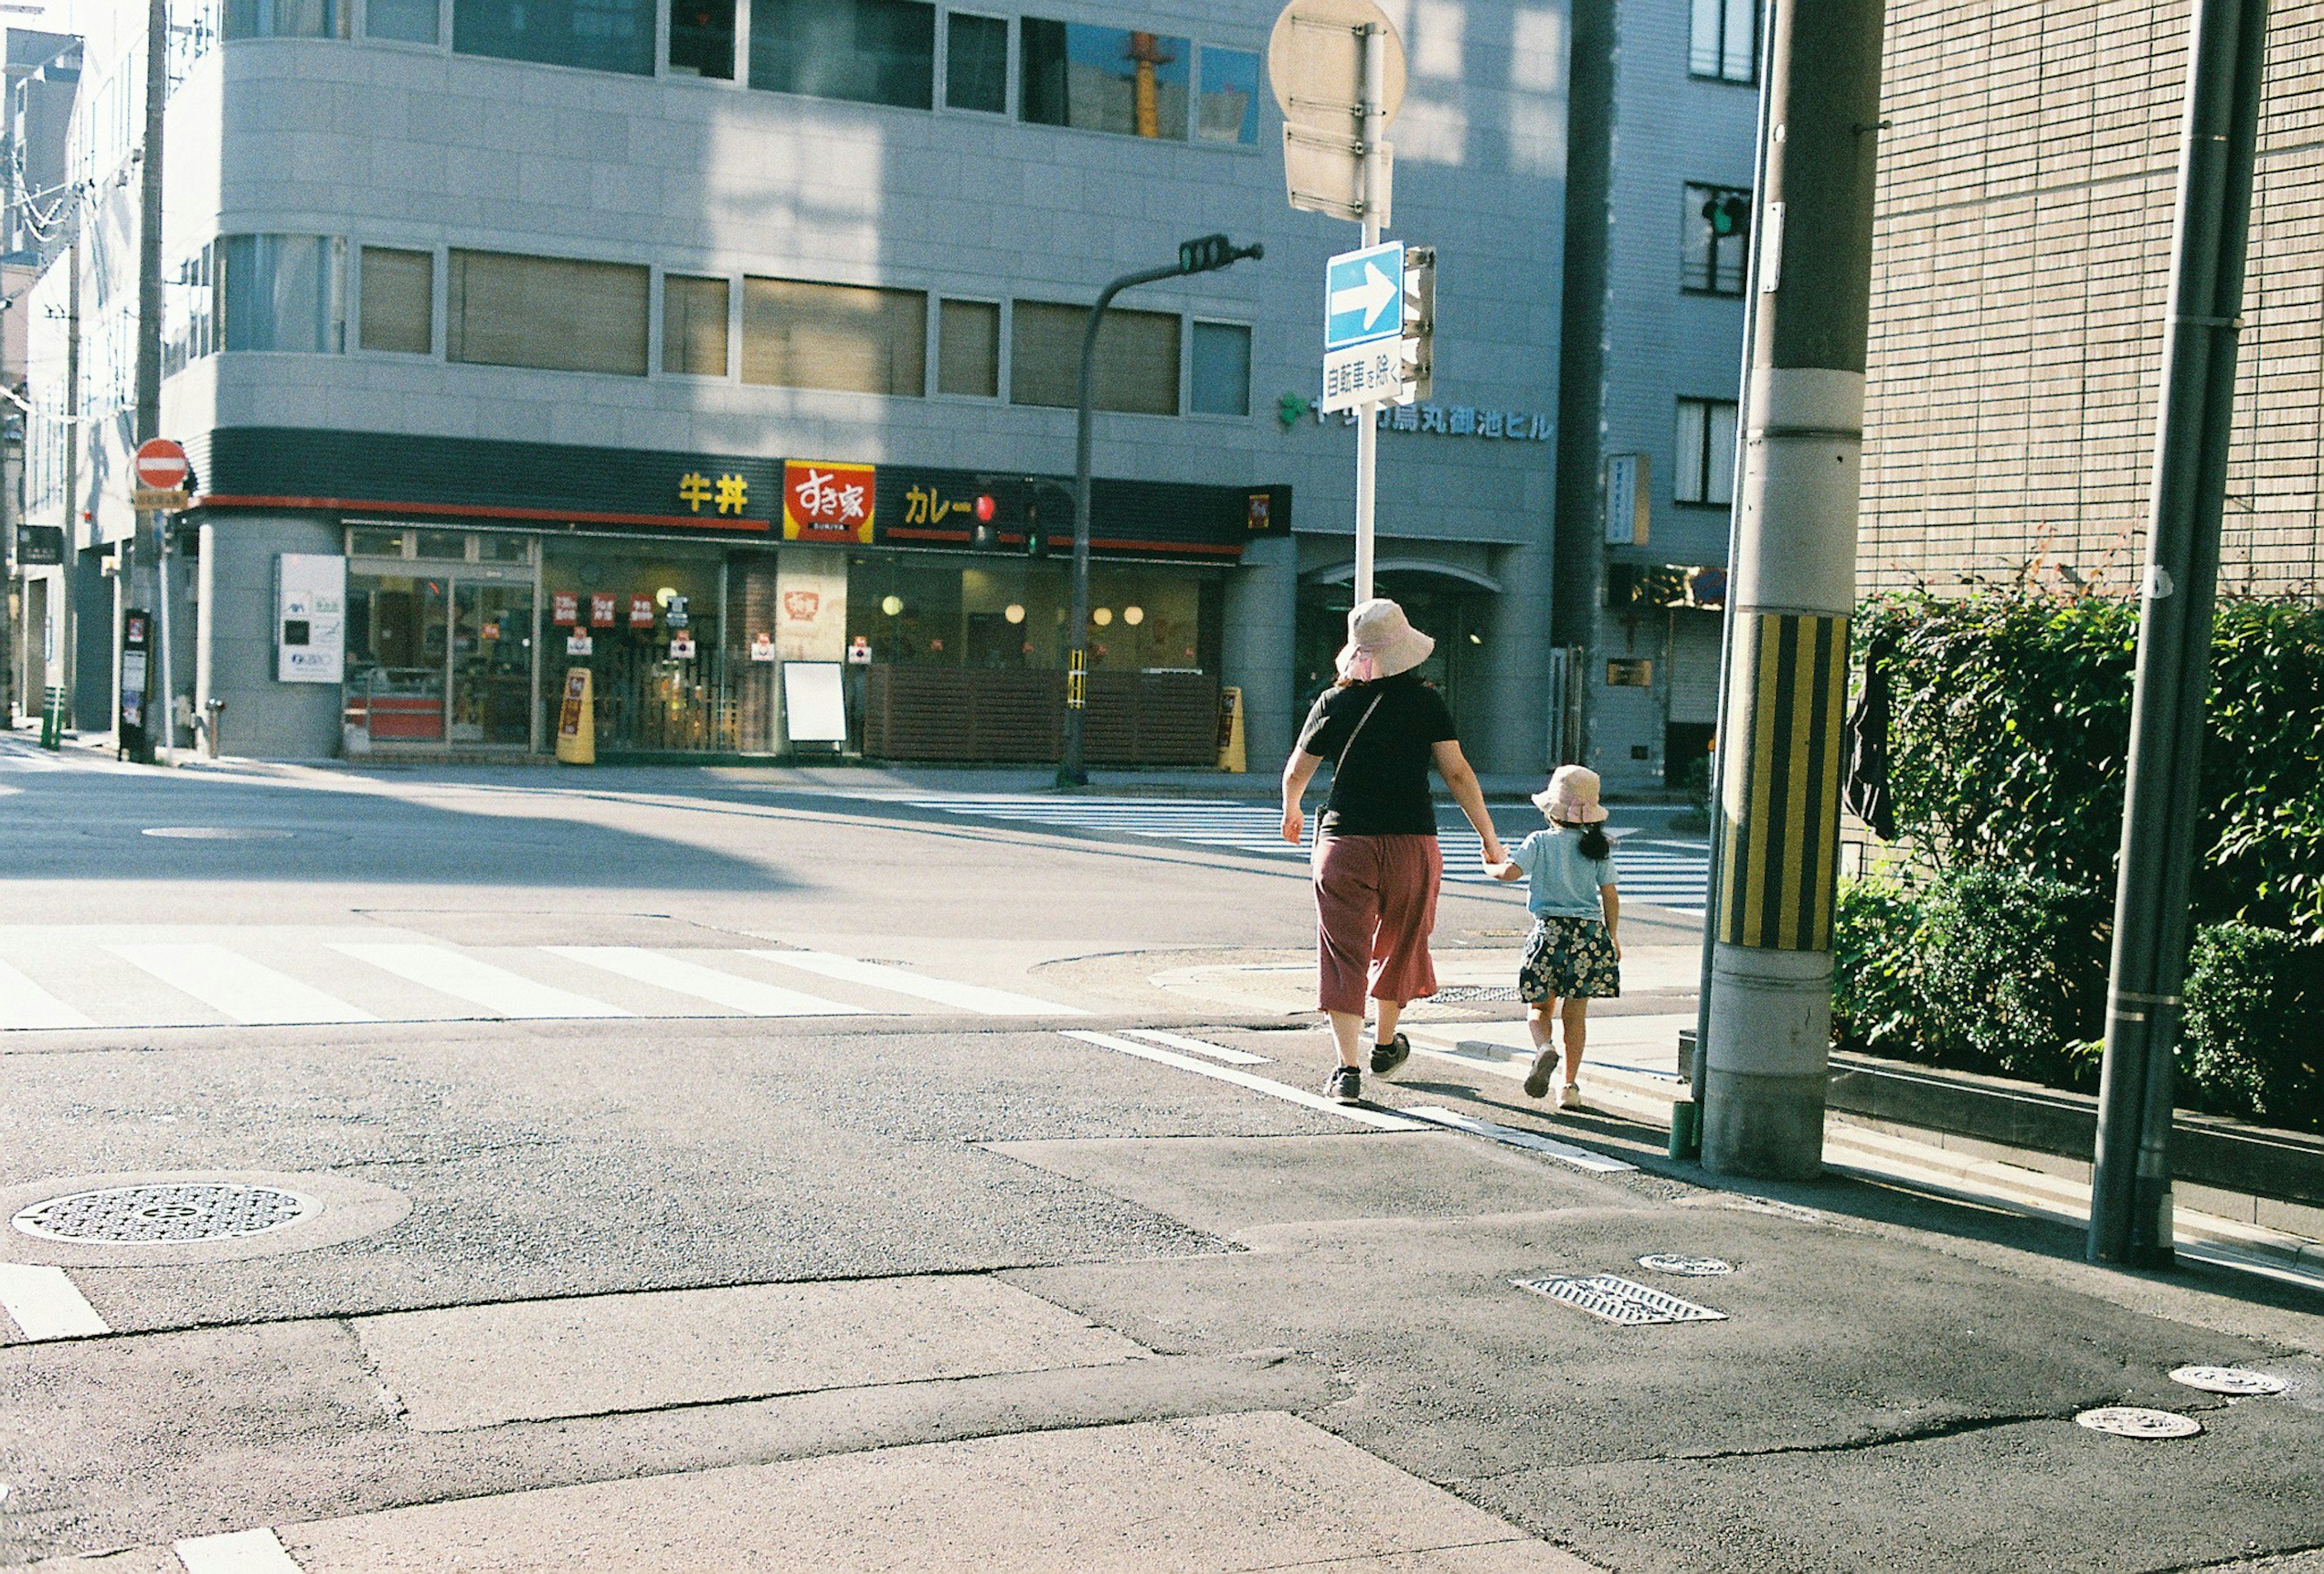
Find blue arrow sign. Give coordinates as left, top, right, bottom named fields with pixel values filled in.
left=1324, top=241, right=1405, bottom=352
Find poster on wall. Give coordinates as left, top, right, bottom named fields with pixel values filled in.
left=775, top=547, right=849, bottom=663
left=275, top=554, right=346, bottom=684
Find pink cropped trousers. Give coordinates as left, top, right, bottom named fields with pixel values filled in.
left=1311, top=832, right=1443, bottom=1016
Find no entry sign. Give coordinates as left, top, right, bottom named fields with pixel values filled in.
left=134, top=439, right=189, bottom=490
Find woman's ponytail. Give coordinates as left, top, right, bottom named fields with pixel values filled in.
left=1575, top=821, right=1611, bottom=862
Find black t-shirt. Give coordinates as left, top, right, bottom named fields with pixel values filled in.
left=1296, top=674, right=1458, bottom=836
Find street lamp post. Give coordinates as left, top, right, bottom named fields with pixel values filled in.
left=1057, top=234, right=1262, bottom=789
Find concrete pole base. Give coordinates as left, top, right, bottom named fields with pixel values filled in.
left=1702, top=1068, right=1827, bottom=1179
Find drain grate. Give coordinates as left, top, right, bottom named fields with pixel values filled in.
left=13, top=1183, right=314, bottom=1244
left=1433, top=985, right=1520, bottom=1003
left=2075, top=1406, right=2202, bottom=1438
left=1515, top=1273, right=1728, bottom=1325
left=2170, top=1365, right=2287, bottom=1396
left=1637, top=1253, right=1735, bottom=1277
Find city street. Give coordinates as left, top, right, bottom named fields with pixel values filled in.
left=1, top=739, right=2321, bottom=1573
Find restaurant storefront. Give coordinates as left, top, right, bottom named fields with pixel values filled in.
left=187, top=428, right=1287, bottom=764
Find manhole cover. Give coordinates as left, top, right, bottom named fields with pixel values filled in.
left=2170, top=1365, right=2287, bottom=1396
left=1638, top=1253, right=1735, bottom=1276
left=13, top=1183, right=315, bottom=1244
left=1515, top=1273, right=1728, bottom=1325
left=142, top=827, right=295, bottom=840
left=1434, top=985, right=1520, bottom=1003
left=2075, top=1406, right=2202, bottom=1438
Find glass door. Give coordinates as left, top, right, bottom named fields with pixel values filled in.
left=450, top=582, right=536, bottom=746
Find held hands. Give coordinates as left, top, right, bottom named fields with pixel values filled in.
left=1282, top=804, right=1305, bottom=845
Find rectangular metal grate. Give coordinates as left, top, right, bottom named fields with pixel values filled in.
left=1431, top=985, right=1521, bottom=1003
left=1514, top=1273, right=1729, bottom=1325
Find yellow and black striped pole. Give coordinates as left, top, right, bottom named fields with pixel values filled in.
left=1701, top=0, right=1885, bottom=1180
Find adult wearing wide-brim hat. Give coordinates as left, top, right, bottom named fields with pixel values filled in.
left=1281, top=598, right=1508, bottom=1104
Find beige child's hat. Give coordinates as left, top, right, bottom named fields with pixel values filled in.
left=1532, top=764, right=1609, bottom=824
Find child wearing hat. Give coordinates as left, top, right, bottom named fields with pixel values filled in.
left=1486, top=765, right=1622, bottom=1108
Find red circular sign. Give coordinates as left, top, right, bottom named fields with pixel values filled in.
left=134, top=438, right=189, bottom=490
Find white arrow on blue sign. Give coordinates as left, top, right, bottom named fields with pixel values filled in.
left=1324, top=240, right=1405, bottom=352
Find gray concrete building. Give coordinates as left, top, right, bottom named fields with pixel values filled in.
left=20, top=0, right=1748, bottom=775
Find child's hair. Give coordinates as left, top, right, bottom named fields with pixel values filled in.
left=1557, top=817, right=1612, bottom=862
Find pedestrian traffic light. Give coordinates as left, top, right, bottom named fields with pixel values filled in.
left=1703, top=191, right=1751, bottom=239
left=1024, top=500, right=1046, bottom=558
left=1177, top=234, right=1264, bottom=275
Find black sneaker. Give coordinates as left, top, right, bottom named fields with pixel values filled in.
left=1328, top=1065, right=1362, bottom=1104
left=1370, top=1032, right=1411, bottom=1077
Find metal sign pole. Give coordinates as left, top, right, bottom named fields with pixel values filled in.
left=1352, top=21, right=1385, bottom=605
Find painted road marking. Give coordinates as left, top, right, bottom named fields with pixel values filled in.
left=106, top=944, right=379, bottom=1026
left=1062, top=1031, right=1423, bottom=1132
left=330, top=943, right=630, bottom=1020
left=0, top=1263, right=110, bottom=1340
left=0, top=959, right=96, bottom=1029
left=545, top=948, right=864, bottom=1017
left=746, top=949, right=1085, bottom=1017
left=175, top=1527, right=305, bottom=1573
left=1118, top=1028, right=1271, bottom=1066
left=1399, top=1105, right=1638, bottom=1173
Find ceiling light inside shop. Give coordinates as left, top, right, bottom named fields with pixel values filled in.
left=1092, top=608, right=1114, bottom=626
left=1123, top=606, right=1144, bottom=626
left=655, top=586, right=678, bottom=607
left=882, top=595, right=904, bottom=616
left=1004, top=604, right=1026, bottom=624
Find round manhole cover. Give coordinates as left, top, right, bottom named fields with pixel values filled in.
left=2075, top=1406, right=2203, bottom=1438
left=142, top=827, right=295, bottom=840
left=1638, top=1253, right=1735, bottom=1276
left=2170, top=1365, right=2287, bottom=1396
left=13, top=1183, right=315, bottom=1244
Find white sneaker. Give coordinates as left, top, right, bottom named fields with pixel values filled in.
left=1555, top=1082, right=1585, bottom=1110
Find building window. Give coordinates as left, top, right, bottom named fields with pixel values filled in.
left=1020, top=19, right=1189, bottom=140
left=445, top=250, right=650, bottom=375
left=452, top=0, right=656, bottom=76
left=741, top=277, right=927, bottom=395
left=1189, top=321, right=1250, bottom=417
left=1010, top=300, right=1179, bottom=415
left=750, top=0, right=936, bottom=110
left=1689, top=0, right=1756, bottom=82
left=937, top=298, right=1000, bottom=396
left=225, top=0, right=349, bottom=38
left=1675, top=397, right=1739, bottom=505
left=663, top=274, right=730, bottom=376
left=358, top=246, right=433, bottom=355
left=364, top=0, right=439, bottom=44
left=945, top=11, right=1008, bottom=111
left=220, top=235, right=344, bottom=353
left=1195, top=47, right=1259, bottom=145
left=1683, top=183, right=1751, bottom=295
left=668, top=0, right=737, bottom=77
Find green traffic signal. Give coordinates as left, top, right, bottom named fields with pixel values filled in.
left=1704, top=192, right=1751, bottom=238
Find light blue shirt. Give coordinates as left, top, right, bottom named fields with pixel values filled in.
left=1515, top=827, right=1615, bottom=918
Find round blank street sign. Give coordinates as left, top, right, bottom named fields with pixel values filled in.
left=134, top=438, right=190, bottom=490
left=1268, top=0, right=1406, bottom=128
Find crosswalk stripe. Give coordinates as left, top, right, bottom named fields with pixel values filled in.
left=329, top=944, right=630, bottom=1020
left=105, top=944, right=379, bottom=1026
left=0, top=959, right=96, bottom=1029
left=543, top=947, right=864, bottom=1016
left=1118, top=1028, right=1270, bottom=1065
left=744, top=950, right=1083, bottom=1017
left=174, top=1528, right=305, bottom=1574
left=0, top=1263, right=110, bottom=1340
left=1062, top=1030, right=1424, bottom=1132
left=1399, top=1105, right=1639, bottom=1173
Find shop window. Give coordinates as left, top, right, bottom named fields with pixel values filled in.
left=741, top=277, right=926, bottom=396
left=1195, top=47, right=1259, bottom=145
left=750, top=0, right=935, bottom=110
left=1189, top=321, right=1250, bottom=417
left=1010, top=300, right=1179, bottom=415
left=1690, top=0, right=1756, bottom=82
left=846, top=556, right=1212, bottom=673
left=350, top=526, right=412, bottom=557
left=937, top=298, right=999, bottom=397
left=416, top=530, right=470, bottom=561
left=225, top=0, right=349, bottom=38
left=220, top=235, right=344, bottom=353
left=446, top=250, right=650, bottom=376
left=663, top=274, right=731, bottom=376
left=668, top=0, right=736, bottom=78
left=480, top=533, right=534, bottom=563
left=359, top=246, right=433, bottom=355
left=453, top=0, right=655, bottom=76
left=945, top=11, right=1008, bottom=112
left=1675, top=396, right=1738, bottom=505
left=1020, top=19, right=1189, bottom=140
left=366, top=0, right=440, bottom=43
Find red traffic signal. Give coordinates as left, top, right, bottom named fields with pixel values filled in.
left=974, top=493, right=997, bottom=523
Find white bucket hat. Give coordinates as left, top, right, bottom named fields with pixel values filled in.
left=1533, top=764, right=1609, bottom=824
left=1334, top=598, right=1436, bottom=683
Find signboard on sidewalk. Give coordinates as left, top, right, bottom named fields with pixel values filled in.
left=274, top=554, right=346, bottom=684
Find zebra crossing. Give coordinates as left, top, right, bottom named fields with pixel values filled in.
left=0, top=927, right=1086, bottom=1032
left=904, top=796, right=1710, bottom=914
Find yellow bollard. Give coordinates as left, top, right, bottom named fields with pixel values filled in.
left=554, top=668, right=595, bottom=765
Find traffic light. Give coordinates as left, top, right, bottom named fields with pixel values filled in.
left=971, top=493, right=999, bottom=549
left=1178, top=234, right=1264, bottom=275
left=1024, top=499, right=1046, bottom=558
left=1703, top=191, right=1751, bottom=239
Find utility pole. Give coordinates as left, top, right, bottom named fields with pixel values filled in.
left=135, top=0, right=170, bottom=756
left=2089, top=0, right=2268, bottom=1268
left=1350, top=21, right=1385, bottom=602
left=1699, top=0, right=1885, bottom=1179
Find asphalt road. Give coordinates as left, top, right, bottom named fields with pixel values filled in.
left=1, top=739, right=2320, bottom=1573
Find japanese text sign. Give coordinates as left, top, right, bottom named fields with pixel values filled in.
left=552, top=592, right=579, bottom=626
left=783, top=461, right=876, bottom=543
left=590, top=594, right=617, bottom=628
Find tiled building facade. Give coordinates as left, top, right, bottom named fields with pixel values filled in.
left=1862, top=0, right=2324, bottom=599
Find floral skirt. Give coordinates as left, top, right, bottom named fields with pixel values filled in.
left=1518, top=915, right=1622, bottom=1002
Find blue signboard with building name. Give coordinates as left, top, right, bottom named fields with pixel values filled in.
left=1323, top=241, right=1405, bottom=351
